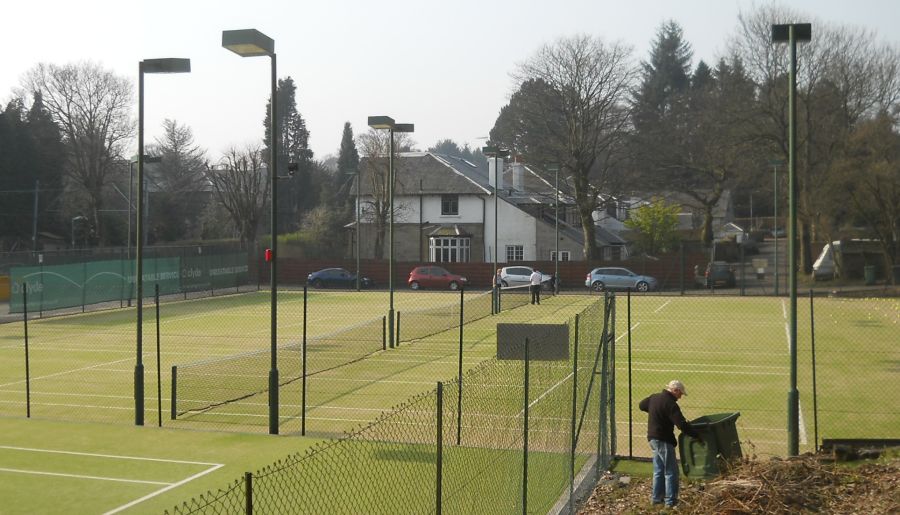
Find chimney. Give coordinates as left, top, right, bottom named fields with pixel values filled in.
left=511, top=162, right=525, bottom=191
left=488, top=158, right=505, bottom=190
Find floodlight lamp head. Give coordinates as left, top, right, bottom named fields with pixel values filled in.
left=368, top=116, right=395, bottom=129
left=222, top=29, right=275, bottom=57
left=141, top=58, right=191, bottom=74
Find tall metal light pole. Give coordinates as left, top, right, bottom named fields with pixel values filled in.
left=135, top=57, right=191, bottom=426
left=773, top=22, right=811, bottom=457
left=368, top=116, right=414, bottom=348
left=550, top=164, right=560, bottom=287
left=769, top=159, right=785, bottom=296
left=222, top=28, right=279, bottom=434
left=482, top=145, right=510, bottom=287
left=355, top=167, right=361, bottom=291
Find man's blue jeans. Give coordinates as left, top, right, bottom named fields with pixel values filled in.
left=649, top=439, right=679, bottom=506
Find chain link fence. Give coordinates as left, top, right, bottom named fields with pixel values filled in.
left=167, top=294, right=614, bottom=514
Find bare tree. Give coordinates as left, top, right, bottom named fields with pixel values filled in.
left=22, top=61, right=134, bottom=244
left=731, top=5, right=900, bottom=270
left=356, top=128, right=414, bottom=259
left=146, top=119, right=208, bottom=241
left=507, top=34, right=637, bottom=259
left=205, top=146, right=269, bottom=250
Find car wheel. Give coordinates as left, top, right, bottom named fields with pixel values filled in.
left=310, top=279, right=323, bottom=289
left=501, top=281, right=509, bottom=287
left=591, top=281, right=605, bottom=292
left=636, top=281, right=649, bottom=292
left=449, top=281, right=459, bottom=291
left=410, top=281, right=420, bottom=290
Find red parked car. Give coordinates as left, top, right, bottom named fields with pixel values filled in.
left=407, top=266, right=468, bottom=291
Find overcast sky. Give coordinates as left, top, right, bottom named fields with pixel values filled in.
left=1, top=0, right=897, bottom=161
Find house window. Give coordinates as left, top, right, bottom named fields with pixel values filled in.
left=506, top=245, right=524, bottom=262
left=550, top=250, right=570, bottom=262
left=429, top=237, right=470, bottom=262
left=441, top=195, right=459, bottom=215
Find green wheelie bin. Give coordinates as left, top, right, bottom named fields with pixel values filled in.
left=679, top=412, right=742, bottom=479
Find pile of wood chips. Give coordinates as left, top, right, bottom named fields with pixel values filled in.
left=578, top=453, right=899, bottom=514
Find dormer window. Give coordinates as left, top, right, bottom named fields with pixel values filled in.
left=441, top=194, right=459, bottom=215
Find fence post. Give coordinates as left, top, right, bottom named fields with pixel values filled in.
left=627, top=289, right=633, bottom=458
left=609, top=293, right=616, bottom=457
left=436, top=381, right=444, bottom=515
left=244, top=471, right=253, bottom=515
left=739, top=243, right=745, bottom=296
left=395, top=311, right=401, bottom=346
left=170, top=366, right=177, bottom=420
left=382, top=316, right=387, bottom=351
left=522, top=337, right=530, bottom=515
left=156, top=284, right=162, bottom=427
left=457, top=287, right=464, bottom=445
left=569, top=314, right=580, bottom=514
left=597, top=293, right=610, bottom=477
left=810, top=290, right=819, bottom=450
left=23, top=288, right=31, bottom=418
left=81, top=259, right=87, bottom=312
left=679, top=243, right=685, bottom=295
left=302, top=284, right=308, bottom=436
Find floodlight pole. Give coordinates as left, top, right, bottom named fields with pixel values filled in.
left=135, top=57, right=191, bottom=426
left=356, top=167, right=361, bottom=291
left=773, top=22, right=810, bottom=457
left=553, top=165, right=560, bottom=284
left=482, top=145, right=509, bottom=291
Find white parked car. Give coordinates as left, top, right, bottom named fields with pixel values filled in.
left=499, top=266, right=555, bottom=290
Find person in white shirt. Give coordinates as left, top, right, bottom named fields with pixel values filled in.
left=529, top=269, right=543, bottom=304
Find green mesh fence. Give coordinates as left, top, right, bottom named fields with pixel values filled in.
left=8, top=252, right=248, bottom=313
left=167, top=295, right=615, bottom=514
left=396, top=290, right=494, bottom=344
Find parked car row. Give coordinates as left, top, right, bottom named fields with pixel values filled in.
left=308, top=263, right=739, bottom=293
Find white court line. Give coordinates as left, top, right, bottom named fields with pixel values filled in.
left=516, top=371, right=574, bottom=418
left=104, top=464, right=224, bottom=515
left=653, top=300, right=672, bottom=313
left=781, top=300, right=808, bottom=445
left=0, top=357, right=133, bottom=388
left=0, top=468, right=171, bottom=485
left=0, top=445, right=226, bottom=515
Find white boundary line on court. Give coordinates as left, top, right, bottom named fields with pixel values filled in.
left=653, top=300, right=672, bottom=313
left=780, top=300, right=808, bottom=445
left=0, top=467, right=172, bottom=485
left=0, top=357, right=133, bottom=388
left=0, top=445, right=223, bottom=515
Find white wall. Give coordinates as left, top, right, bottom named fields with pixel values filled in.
left=484, top=198, right=537, bottom=262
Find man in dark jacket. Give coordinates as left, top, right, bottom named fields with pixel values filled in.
left=639, top=380, right=701, bottom=507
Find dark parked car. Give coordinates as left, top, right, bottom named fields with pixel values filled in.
left=307, top=268, right=373, bottom=289
left=697, top=261, right=736, bottom=288
left=407, top=266, right=467, bottom=290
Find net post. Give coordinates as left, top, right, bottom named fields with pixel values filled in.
left=170, top=365, right=177, bottom=420
left=382, top=316, right=387, bottom=351
left=244, top=471, right=253, bottom=515
left=436, top=381, right=443, bottom=515
left=395, top=311, right=401, bottom=346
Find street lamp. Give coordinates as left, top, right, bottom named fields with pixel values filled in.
left=222, top=28, right=280, bottom=434
left=368, top=116, right=414, bottom=348
left=769, top=158, right=786, bottom=296
left=71, top=215, right=86, bottom=247
left=482, top=144, right=510, bottom=305
left=346, top=166, right=361, bottom=291
left=772, top=22, right=811, bottom=457
left=127, top=155, right=161, bottom=307
left=549, top=164, right=560, bottom=290
left=135, top=57, right=190, bottom=427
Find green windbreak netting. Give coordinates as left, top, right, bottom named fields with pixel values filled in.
left=9, top=253, right=247, bottom=313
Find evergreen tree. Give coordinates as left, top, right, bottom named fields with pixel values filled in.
left=262, top=76, right=314, bottom=232
left=632, top=21, right=693, bottom=133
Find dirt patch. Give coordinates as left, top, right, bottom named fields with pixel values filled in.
left=579, top=453, right=899, bottom=514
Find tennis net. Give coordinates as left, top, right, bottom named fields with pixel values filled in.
left=396, top=290, right=494, bottom=344
left=171, top=315, right=386, bottom=418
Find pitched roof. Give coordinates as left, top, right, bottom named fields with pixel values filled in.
left=356, top=152, right=489, bottom=196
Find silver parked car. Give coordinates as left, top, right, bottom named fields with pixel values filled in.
left=499, top=266, right=554, bottom=290
left=585, top=267, right=657, bottom=292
